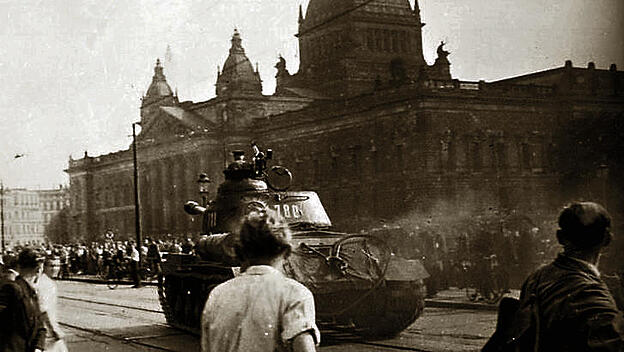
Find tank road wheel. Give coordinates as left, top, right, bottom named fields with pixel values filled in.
left=355, top=311, right=418, bottom=339
left=158, top=275, right=176, bottom=328
left=352, top=281, right=425, bottom=339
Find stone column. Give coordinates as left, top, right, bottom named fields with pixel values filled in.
left=155, top=159, right=167, bottom=234
left=163, top=157, right=174, bottom=232
left=174, top=155, right=187, bottom=233
left=144, top=160, right=156, bottom=235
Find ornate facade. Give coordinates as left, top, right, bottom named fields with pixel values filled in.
left=66, top=0, right=623, bottom=266
left=1, top=189, right=45, bottom=247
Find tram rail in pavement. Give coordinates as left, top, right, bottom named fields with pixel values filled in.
left=59, top=275, right=508, bottom=311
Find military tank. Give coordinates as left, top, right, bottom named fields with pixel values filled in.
left=158, top=144, right=429, bottom=338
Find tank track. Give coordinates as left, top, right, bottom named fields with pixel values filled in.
left=157, top=276, right=200, bottom=335
left=315, top=280, right=425, bottom=338
left=157, top=281, right=174, bottom=326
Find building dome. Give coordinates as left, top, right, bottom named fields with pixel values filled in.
left=140, top=59, right=178, bottom=126
left=301, top=0, right=416, bottom=32
left=216, top=30, right=262, bottom=97
left=145, top=59, right=174, bottom=99
left=293, top=0, right=426, bottom=97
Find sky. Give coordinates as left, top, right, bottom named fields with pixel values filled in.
left=1, top=0, right=622, bottom=189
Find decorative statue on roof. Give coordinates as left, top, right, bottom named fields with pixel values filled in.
left=275, top=55, right=289, bottom=78
left=274, top=55, right=292, bottom=95
left=428, top=40, right=452, bottom=81
left=436, top=40, right=450, bottom=59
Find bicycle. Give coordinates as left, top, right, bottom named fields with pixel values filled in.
left=100, top=260, right=127, bottom=290
left=57, top=260, right=72, bottom=280
left=101, top=259, right=157, bottom=289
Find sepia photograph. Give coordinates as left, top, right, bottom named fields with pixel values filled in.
left=1, top=0, right=623, bottom=351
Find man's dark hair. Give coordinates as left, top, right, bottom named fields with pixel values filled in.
left=236, top=210, right=292, bottom=262
left=557, top=202, right=612, bottom=250
left=17, top=247, right=44, bottom=270
left=2, top=254, right=17, bottom=270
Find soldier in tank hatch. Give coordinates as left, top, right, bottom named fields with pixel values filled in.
left=201, top=209, right=319, bottom=352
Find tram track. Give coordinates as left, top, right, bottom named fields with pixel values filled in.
left=322, top=329, right=434, bottom=352
left=59, top=321, right=181, bottom=352
left=354, top=342, right=432, bottom=351
left=59, top=295, right=435, bottom=351
left=59, top=295, right=164, bottom=314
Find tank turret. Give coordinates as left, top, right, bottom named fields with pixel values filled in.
left=159, top=142, right=428, bottom=338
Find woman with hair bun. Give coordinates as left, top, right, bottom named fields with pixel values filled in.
left=201, top=210, right=320, bottom=352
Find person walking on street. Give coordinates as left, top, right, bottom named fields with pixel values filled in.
left=37, top=258, right=67, bottom=352
left=146, top=239, right=163, bottom=286
left=0, top=248, right=47, bottom=352
left=201, top=210, right=320, bottom=352
left=129, top=243, right=141, bottom=288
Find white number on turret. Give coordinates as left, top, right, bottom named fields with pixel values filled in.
left=273, top=204, right=303, bottom=218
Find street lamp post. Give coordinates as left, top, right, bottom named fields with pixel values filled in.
left=197, top=173, right=211, bottom=207
left=1, top=182, right=5, bottom=255
left=132, top=122, right=142, bottom=278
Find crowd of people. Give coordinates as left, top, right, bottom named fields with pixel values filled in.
left=0, top=237, right=197, bottom=283
left=2, top=201, right=624, bottom=351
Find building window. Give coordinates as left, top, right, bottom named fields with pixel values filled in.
left=372, top=150, right=380, bottom=173
left=395, top=144, right=404, bottom=168
left=521, top=143, right=531, bottom=170
left=391, top=31, right=398, bottom=52
left=471, top=142, right=482, bottom=171
left=400, top=31, right=407, bottom=52
left=383, top=30, right=390, bottom=51
left=493, top=142, right=507, bottom=170
left=447, top=141, right=456, bottom=170
left=545, top=143, right=555, bottom=171
left=313, top=159, right=320, bottom=185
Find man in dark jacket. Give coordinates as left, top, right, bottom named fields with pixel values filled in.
left=0, top=248, right=47, bottom=352
left=517, top=202, right=623, bottom=351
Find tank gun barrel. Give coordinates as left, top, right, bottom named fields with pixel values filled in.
left=184, top=201, right=206, bottom=215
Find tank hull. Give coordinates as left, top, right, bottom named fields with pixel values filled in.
left=159, top=247, right=427, bottom=338
left=163, top=149, right=428, bottom=338
left=314, top=280, right=425, bottom=337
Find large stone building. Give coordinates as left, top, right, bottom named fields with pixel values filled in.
left=38, top=186, right=70, bottom=243
left=65, top=0, right=623, bottom=269
left=1, top=189, right=45, bottom=247
left=0, top=186, right=70, bottom=248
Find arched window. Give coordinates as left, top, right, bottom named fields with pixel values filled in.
left=400, top=31, right=407, bottom=52
left=383, top=30, right=390, bottom=51
left=391, top=31, right=398, bottom=52
left=521, top=143, right=531, bottom=170
left=471, top=141, right=482, bottom=171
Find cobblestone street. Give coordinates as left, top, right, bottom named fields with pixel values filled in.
left=57, top=280, right=497, bottom=351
